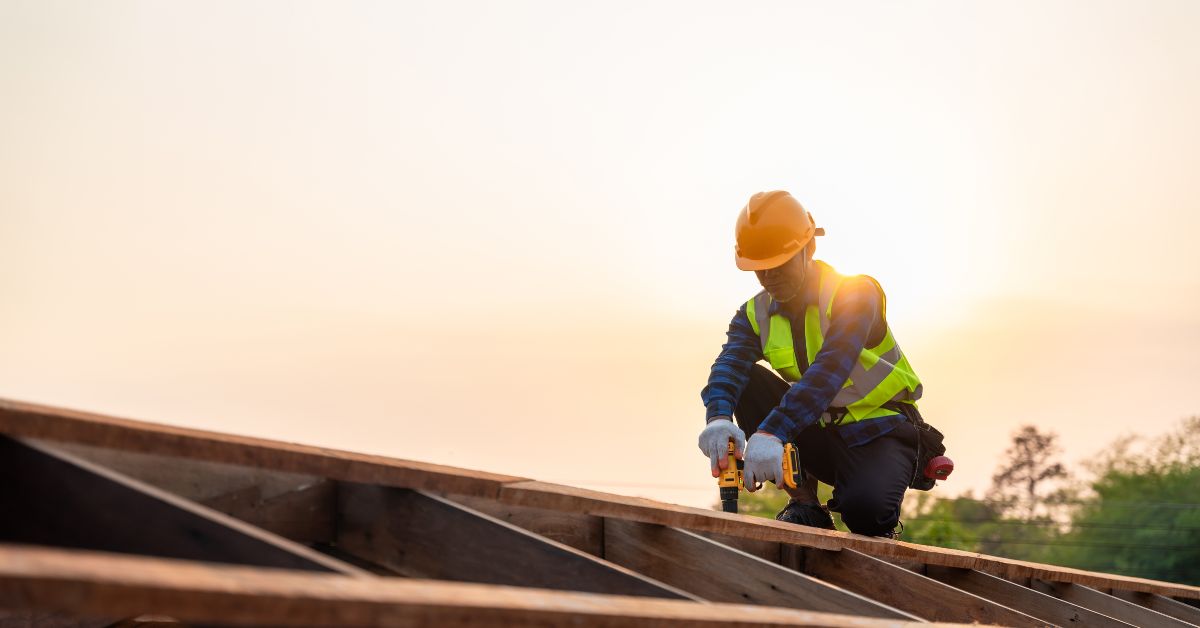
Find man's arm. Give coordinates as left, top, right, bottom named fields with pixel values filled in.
left=757, top=276, right=883, bottom=443
left=700, top=303, right=763, bottom=421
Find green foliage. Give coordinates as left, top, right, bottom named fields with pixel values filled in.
left=1044, top=416, right=1200, bottom=584
left=904, top=416, right=1200, bottom=586
left=900, top=492, right=981, bottom=551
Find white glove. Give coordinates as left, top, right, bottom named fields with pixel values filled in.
left=743, top=432, right=784, bottom=492
left=697, top=417, right=745, bottom=477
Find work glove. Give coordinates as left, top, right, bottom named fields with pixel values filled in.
left=697, top=417, right=745, bottom=477
left=743, top=432, right=784, bottom=492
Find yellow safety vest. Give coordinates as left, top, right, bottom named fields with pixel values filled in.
left=745, top=260, right=923, bottom=425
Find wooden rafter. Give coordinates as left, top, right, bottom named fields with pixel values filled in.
left=1031, top=580, right=1193, bottom=628
left=450, top=496, right=909, bottom=618
left=5, top=397, right=1197, bottom=601
left=602, top=519, right=920, bottom=620
left=0, top=544, right=952, bottom=628
left=787, top=547, right=1047, bottom=626
left=3, top=396, right=1200, bottom=627
left=0, top=437, right=362, bottom=576
left=0, top=398, right=522, bottom=499
left=46, top=441, right=338, bottom=546
left=335, top=483, right=698, bottom=599
left=1110, top=589, right=1200, bottom=625
left=923, top=565, right=1134, bottom=627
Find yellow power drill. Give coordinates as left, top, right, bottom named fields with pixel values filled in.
left=718, top=439, right=802, bottom=513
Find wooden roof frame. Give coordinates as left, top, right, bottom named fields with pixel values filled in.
left=1, top=397, right=1197, bottom=627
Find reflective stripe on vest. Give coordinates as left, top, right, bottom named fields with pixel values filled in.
left=744, top=260, right=923, bottom=425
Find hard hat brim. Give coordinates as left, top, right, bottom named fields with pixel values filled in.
left=735, top=247, right=803, bottom=271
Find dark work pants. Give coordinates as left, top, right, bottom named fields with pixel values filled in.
left=733, top=364, right=918, bottom=536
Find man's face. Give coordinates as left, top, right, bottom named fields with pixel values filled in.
left=755, top=252, right=808, bottom=303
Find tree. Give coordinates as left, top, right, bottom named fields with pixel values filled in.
left=988, top=425, right=1072, bottom=520
left=1047, top=416, right=1200, bottom=585
left=899, top=492, right=979, bottom=550
left=897, top=426, right=1076, bottom=563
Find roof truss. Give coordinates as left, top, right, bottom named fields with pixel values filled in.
left=1, top=397, right=1197, bottom=627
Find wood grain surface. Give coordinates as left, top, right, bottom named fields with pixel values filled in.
left=924, top=565, right=1133, bottom=627
left=1032, top=579, right=1193, bottom=628
left=0, top=398, right=522, bottom=499
left=337, top=484, right=697, bottom=599
left=1109, top=589, right=1200, bottom=625
left=4, top=396, right=1198, bottom=601
left=499, top=479, right=1200, bottom=600
left=603, top=519, right=920, bottom=620
left=49, top=441, right=337, bottom=545
left=0, top=544, right=966, bottom=628
left=793, top=548, right=1048, bottom=626
left=0, top=437, right=363, bottom=576
left=447, top=494, right=605, bottom=555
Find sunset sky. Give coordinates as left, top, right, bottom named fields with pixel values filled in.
left=3, top=1, right=1199, bottom=508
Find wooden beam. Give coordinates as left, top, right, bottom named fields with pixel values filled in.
left=603, top=519, right=920, bottom=620
left=0, top=543, right=962, bottom=628
left=446, top=498, right=882, bottom=615
left=501, top=479, right=854, bottom=550
left=48, top=441, right=336, bottom=545
left=0, top=610, right=109, bottom=627
left=4, top=397, right=1198, bottom=602
left=1110, top=589, right=1200, bottom=625
left=924, top=565, right=1134, bottom=627
left=0, top=398, right=521, bottom=499
left=448, top=494, right=605, bottom=556
left=498, top=479, right=1200, bottom=600
left=788, top=547, right=1047, bottom=626
left=0, top=437, right=363, bottom=575
left=48, top=442, right=402, bottom=576
left=1032, top=580, right=1192, bottom=628
left=336, top=484, right=697, bottom=599
left=451, top=495, right=794, bottom=570
left=695, top=530, right=782, bottom=563
left=104, top=617, right=180, bottom=627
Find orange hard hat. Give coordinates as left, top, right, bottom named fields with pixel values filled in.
left=734, top=191, right=824, bottom=271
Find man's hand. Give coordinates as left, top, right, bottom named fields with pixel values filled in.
left=697, top=417, right=745, bottom=477
left=743, top=431, right=784, bottom=491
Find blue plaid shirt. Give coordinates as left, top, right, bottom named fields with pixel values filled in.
left=701, top=272, right=905, bottom=447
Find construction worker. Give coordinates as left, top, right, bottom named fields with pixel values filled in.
left=698, top=191, right=926, bottom=537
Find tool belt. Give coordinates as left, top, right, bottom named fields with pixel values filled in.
left=823, top=401, right=948, bottom=492
left=885, top=401, right=947, bottom=491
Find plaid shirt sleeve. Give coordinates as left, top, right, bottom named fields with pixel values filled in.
left=758, top=276, right=885, bottom=444
left=700, top=303, right=763, bottom=421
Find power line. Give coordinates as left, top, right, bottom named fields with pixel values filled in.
left=902, top=517, right=1200, bottom=533
left=960, top=539, right=1198, bottom=551
left=896, top=535, right=1200, bottom=552
left=550, top=480, right=1200, bottom=509
left=914, top=495, right=1200, bottom=509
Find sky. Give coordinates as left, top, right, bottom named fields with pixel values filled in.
left=3, top=1, right=1199, bottom=508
